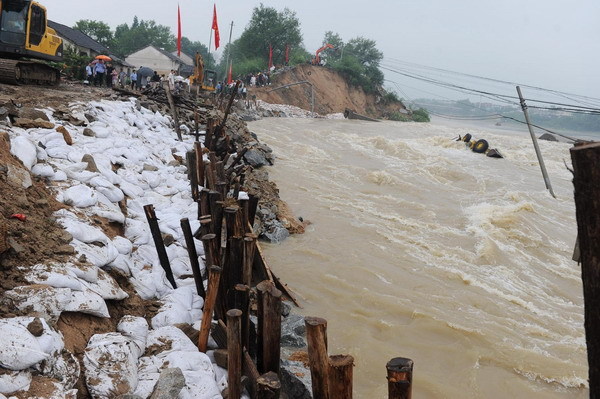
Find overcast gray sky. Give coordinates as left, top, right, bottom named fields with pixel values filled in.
left=42, top=0, right=600, bottom=102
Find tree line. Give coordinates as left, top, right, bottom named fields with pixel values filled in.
left=71, top=4, right=388, bottom=95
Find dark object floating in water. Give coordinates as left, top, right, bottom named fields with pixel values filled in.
left=539, top=133, right=558, bottom=142
left=456, top=135, right=504, bottom=158
left=343, top=108, right=379, bottom=122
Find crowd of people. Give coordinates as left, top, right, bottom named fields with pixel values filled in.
left=84, top=60, right=184, bottom=93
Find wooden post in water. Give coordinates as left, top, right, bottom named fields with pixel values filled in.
left=571, top=142, right=600, bottom=397
left=386, top=357, right=413, bottom=399
left=227, top=309, right=243, bottom=399
left=198, top=266, right=222, bottom=352
left=305, top=316, right=329, bottom=399
left=329, top=354, right=354, bottom=399
left=186, top=150, right=199, bottom=201
left=256, top=281, right=282, bottom=374
left=143, top=204, right=177, bottom=289
left=257, top=372, right=281, bottom=399
left=180, top=218, right=206, bottom=299
left=234, top=284, right=250, bottom=354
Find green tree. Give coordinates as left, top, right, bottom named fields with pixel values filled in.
left=230, top=4, right=303, bottom=68
left=73, top=20, right=113, bottom=48
left=328, top=36, right=385, bottom=92
left=319, top=31, right=343, bottom=63
left=112, top=17, right=175, bottom=57
left=344, top=37, right=383, bottom=68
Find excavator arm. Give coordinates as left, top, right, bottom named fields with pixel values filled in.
left=313, top=43, right=334, bottom=65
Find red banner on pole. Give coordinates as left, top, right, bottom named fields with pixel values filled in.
left=212, top=4, right=220, bottom=50
left=177, top=5, right=182, bottom=57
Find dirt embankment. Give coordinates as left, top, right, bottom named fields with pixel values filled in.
left=252, top=64, right=405, bottom=117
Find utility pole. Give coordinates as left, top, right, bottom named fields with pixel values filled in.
left=516, top=86, right=556, bottom=198
left=224, top=21, right=234, bottom=82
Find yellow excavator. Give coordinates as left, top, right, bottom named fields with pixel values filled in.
left=189, top=51, right=216, bottom=92
left=0, top=0, right=63, bottom=85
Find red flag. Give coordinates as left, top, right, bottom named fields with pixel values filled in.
left=227, top=63, right=232, bottom=84
left=177, top=5, right=182, bottom=57
left=268, top=44, right=273, bottom=69
left=285, top=44, right=289, bottom=65
left=212, top=4, right=220, bottom=50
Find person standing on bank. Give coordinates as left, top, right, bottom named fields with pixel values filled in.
left=130, top=69, right=137, bottom=91
left=94, top=60, right=106, bottom=87
left=85, top=62, right=93, bottom=84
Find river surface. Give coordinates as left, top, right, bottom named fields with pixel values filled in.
left=249, top=117, right=588, bottom=398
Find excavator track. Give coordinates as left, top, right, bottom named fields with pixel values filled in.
left=0, top=58, right=60, bottom=86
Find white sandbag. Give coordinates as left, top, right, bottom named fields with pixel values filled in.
left=129, top=272, right=157, bottom=300
left=13, top=317, right=64, bottom=356
left=0, top=320, right=48, bottom=370
left=70, top=239, right=119, bottom=268
left=61, top=185, right=97, bottom=208
left=82, top=268, right=128, bottom=300
left=92, top=193, right=126, bottom=223
left=89, top=176, right=124, bottom=203
left=117, top=316, right=148, bottom=359
left=4, top=286, right=71, bottom=323
left=106, top=254, right=132, bottom=276
left=50, top=170, right=68, bottom=181
left=118, top=179, right=145, bottom=198
left=10, top=136, right=37, bottom=170
left=141, top=170, right=161, bottom=189
left=146, top=326, right=198, bottom=356
left=45, top=145, right=72, bottom=160
left=164, top=352, right=221, bottom=399
left=170, top=257, right=192, bottom=279
left=83, top=332, right=138, bottom=399
left=0, top=370, right=31, bottom=394
left=213, top=364, right=228, bottom=393
left=112, top=236, right=133, bottom=255
left=125, top=219, right=150, bottom=246
left=133, top=356, right=162, bottom=398
left=58, top=214, right=109, bottom=244
left=31, top=163, right=55, bottom=177
left=66, top=263, right=98, bottom=283
left=24, top=264, right=83, bottom=291
left=64, top=288, right=110, bottom=318
left=34, top=349, right=80, bottom=391
left=151, top=287, right=203, bottom=329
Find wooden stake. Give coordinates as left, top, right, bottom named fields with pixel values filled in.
left=386, top=357, right=413, bottom=399
left=198, top=265, right=222, bottom=352
left=143, top=204, right=177, bottom=289
left=180, top=218, right=206, bottom=299
left=194, top=141, right=205, bottom=188
left=329, top=355, right=354, bottom=399
left=571, top=142, right=600, bottom=396
left=257, top=371, right=281, bottom=399
left=256, top=281, right=282, bottom=375
left=165, top=87, right=182, bottom=141
left=201, top=233, right=218, bottom=268
left=243, top=235, right=257, bottom=287
left=244, top=348, right=260, bottom=398
left=305, top=316, right=329, bottom=399
left=227, top=309, right=243, bottom=399
left=186, top=150, right=199, bottom=201
left=234, top=284, right=250, bottom=355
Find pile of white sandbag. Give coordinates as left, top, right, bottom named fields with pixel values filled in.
left=2, top=98, right=250, bottom=398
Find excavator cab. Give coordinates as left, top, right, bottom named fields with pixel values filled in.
left=0, top=0, right=63, bottom=84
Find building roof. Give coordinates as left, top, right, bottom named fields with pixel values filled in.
left=48, top=20, right=132, bottom=67
left=128, top=45, right=192, bottom=67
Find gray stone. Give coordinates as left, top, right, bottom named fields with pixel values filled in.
left=6, top=164, right=32, bottom=188
left=19, top=108, right=48, bottom=121
left=263, top=221, right=289, bottom=244
left=0, top=106, right=8, bottom=119
left=84, top=113, right=97, bottom=123
left=244, top=148, right=268, bottom=168
left=27, top=318, right=44, bottom=337
left=162, top=233, right=175, bottom=247
left=281, top=314, right=307, bottom=348
left=149, top=368, right=186, bottom=399
left=116, top=395, right=143, bottom=399
left=81, top=154, right=99, bottom=172
left=281, top=359, right=312, bottom=399
left=281, top=301, right=292, bottom=317
left=7, top=237, right=25, bottom=254
left=83, top=128, right=96, bottom=137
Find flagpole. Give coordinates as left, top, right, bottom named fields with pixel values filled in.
left=224, top=21, right=234, bottom=82
left=207, top=27, right=212, bottom=70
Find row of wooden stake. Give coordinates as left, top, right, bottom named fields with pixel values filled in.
left=143, top=85, right=415, bottom=398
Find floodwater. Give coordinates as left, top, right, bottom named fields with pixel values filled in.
left=249, top=117, right=588, bottom=398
